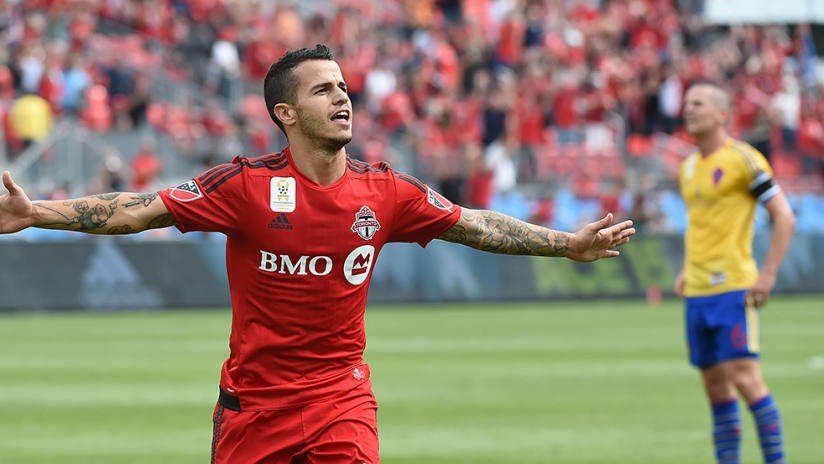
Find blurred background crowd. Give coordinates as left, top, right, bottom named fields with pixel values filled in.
left=1, top=0, right=823, bottom=239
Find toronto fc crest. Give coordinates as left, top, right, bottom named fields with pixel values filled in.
left=350, top=205, right=381, bottom=240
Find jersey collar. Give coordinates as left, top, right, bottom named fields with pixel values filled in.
left=284, top=146, right=350, bottom=191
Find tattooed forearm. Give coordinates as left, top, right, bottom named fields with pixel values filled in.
left=70, top=199, right=118, bottom=229
left=107, top=224, right=136, bottom=234
left=31, top=191, right=172, bottom=234
left=147, top=213, right=176, bottom=229
left=35, top=199, right=118, bottom=231
left=438, top=209, right=571, bottom=257
left=123, top=193, right=158, bottom=208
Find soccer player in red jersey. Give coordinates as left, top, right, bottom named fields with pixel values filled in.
left=0, top=45, right=634, bottom=463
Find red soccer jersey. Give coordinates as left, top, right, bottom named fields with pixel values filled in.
left=159, top=147, right=460, bottom=408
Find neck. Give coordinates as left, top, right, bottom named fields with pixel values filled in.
left=695, top=129, right=728, bottom=157
left=287, top=134, right=347, bottom=186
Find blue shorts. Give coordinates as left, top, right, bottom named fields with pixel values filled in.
left=685, top=290, right=760, bottom=368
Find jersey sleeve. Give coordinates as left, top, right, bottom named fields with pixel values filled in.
left=387, top=171, right=462, bottom=247
left=158, top=158, right=247, bottom=234
left=734, top=142, right=781, bottom=204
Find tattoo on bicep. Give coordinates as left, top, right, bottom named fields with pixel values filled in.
left=123, top=193, right=158, bottom=208
left=147, top=213, right=176, bottom=229
left=439, top=221, right=468, bottom=243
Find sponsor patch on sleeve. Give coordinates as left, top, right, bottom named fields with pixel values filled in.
left=427, top=186, right=453, bottom=211
left=169, top=179, right=203, bottom=202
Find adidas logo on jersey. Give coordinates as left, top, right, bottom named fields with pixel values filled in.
left=267, top=213, right=293, bottom=230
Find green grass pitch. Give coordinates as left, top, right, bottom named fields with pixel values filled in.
left=1, top=297, right=821, bottom=463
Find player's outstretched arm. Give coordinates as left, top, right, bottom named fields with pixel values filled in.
left=0, top=170, right=175, bottom=235
left=437, top=208, right=634, bottom=262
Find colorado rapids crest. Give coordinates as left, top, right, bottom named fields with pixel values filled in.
left=350, top=205, right=381, bottom=240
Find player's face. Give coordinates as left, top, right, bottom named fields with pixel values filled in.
left=291, top=60, right=352, bottom=151
left=683, top=86, right=724, bottom=137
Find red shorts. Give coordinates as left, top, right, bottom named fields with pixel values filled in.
left=211, top=379, right=379, bottom=463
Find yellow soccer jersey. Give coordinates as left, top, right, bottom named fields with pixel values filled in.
left=679, top=138, right=780, bottom=297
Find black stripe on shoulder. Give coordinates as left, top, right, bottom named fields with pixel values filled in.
left=396, top=173, right=426, bottom=193
left=248, top=155, right=287, bottom=168
left=347, top=164, right=369, bottom=174
left=250, top=159, right=289, bottom=171
left=248, top=152, right=282, bottom=163
left=198, top=163, right=235, bottom=184
left=347, top=158, right=391, bottom=173
left=375, top=161, right=391, bottom=172
left=348, top=157, right=369, bottom=167
left=247, top=153, right=286, bottom=166
left=201, top=151, right=286, bottom=183
left=201, top=164, right=241, bottom=187
left=205, top=168, right=243, bottom=193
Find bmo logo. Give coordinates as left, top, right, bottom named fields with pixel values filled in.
left=344, top=245, right=375, bottom=285
left=258, top=251, right=332, bottom=276
left=257, top=247, right=374, bottom=283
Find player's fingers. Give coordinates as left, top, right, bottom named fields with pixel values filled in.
left=604, top=220, right=633, bottom=237
left=747, top=291, right=766, bottom=308
left=607, top=228, right=633, bottom=246
left=614, top=219, right=633, bottom=231
left=611, top=236, right=630, bottom=247
left=2, top=171, right=22, bottom=196
left=602, top=249, right=620, bottom=258
left=589, top=213, right=613, bottom=231
left=2, top=171, right=14, bottom=193
left=618, top=227, right=635, bottom=238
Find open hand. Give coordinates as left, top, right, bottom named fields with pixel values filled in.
left=566, top=213, right=635, bottom=262
left=0, top=171, right=35, bottom=234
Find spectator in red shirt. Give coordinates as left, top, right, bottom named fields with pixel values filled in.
left=130, top=137, right=163, bottom=191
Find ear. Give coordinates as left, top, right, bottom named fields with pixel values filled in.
left=273, top=103, right=297, bottom=128
left=719, top=107, right=732, bottom=127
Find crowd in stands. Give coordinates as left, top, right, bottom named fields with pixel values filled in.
left=1, top=0, right=823, bottom=238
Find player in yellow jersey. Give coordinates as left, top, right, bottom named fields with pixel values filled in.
left=675, top=83, right=795, bottom=464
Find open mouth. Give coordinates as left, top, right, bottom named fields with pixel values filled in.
left=331, top=109, right=350, bottom=123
